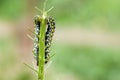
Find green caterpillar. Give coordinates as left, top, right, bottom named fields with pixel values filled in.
left=33, top=16, right=55, bottom=65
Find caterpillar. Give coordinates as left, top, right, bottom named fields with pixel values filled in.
left=45, top=17, right=55, bottom=63
left=33, top=16, right=41, bottom=66
left=33, top=16, right=55, bottom=66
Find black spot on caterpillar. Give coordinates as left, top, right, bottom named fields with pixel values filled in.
left=33, top=16, right=41, bottom=66
left=45, top=17, right=55, bottom=63
left=33, top=16, right=55, bottom=65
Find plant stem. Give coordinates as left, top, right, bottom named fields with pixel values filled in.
left=38, top=15, right=46, bottom=80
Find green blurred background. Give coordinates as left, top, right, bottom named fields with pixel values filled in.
left=0, top=0, right=120, bottom=80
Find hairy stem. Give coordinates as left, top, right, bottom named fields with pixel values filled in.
left=38, top=16, right=46, bottom=80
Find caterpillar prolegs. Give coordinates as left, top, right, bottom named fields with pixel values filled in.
left=33, top=16, right=55, bottom=66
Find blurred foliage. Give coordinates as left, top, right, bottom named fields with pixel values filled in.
left=0, top=37, right=35, bottom=80
left=0, top=0, right=26, bottom=20
left=0, top=0, right=120, bottom=29
left=51, top=0, right=120, bottom=29
left=52, top=44, right=120, bottom=80
left=1, top=39, right=120, bottom=80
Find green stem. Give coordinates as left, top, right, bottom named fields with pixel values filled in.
left=38, top=17, right=46, bottom=80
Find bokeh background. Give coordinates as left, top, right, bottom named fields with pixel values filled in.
left=0, top=0, right=120, bottom=80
